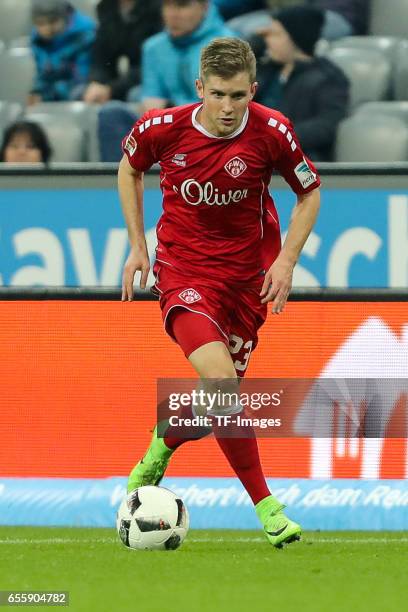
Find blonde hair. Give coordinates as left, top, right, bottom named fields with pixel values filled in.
left=200, top=37, right=256, bottom=83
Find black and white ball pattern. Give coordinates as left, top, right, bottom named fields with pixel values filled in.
left=116, top=486, right=189, bottom=550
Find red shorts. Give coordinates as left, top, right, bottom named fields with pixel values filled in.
left=152, top=262, right=267, bottom=376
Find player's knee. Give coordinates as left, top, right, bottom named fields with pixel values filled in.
left=204, top=376, right=242, bottom=416
left=203, top=361, right=237, bottom=379
left=210, top=373, right=236, bottom=384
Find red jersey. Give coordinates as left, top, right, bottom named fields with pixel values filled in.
left=122, top=101, right=320, bottom=284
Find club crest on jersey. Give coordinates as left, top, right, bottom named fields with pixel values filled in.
left=124, top=133, right=137, bottom=155
left=179, top=288, right=201, bottom=304
left=224, top=156, right=247, bottom=178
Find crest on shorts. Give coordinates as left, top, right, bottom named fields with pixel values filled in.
left=179, top=288, right=201, bottom=304
left=224, top=156, right=247, bottom=178
left=124, top=133, right=137, bottom=155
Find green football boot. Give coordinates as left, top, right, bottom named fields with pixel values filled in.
left=127, top=423, right=174, bottom=493
left=255, top=495, right=302, bottom=548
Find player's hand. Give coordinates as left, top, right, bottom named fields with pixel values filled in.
left=121, top=246, right=150, bottom=301
left=260, top=257, right=294, bottom=313
left=83, top=82, right=112, bottom=104
left=27, top=93, right=42, bottom=106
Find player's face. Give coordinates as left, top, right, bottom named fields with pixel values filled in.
left=196, top=72, right=257, bottom=137
left=263, top=19, right=297, bottom=64
left=163, top=1, right=208, bottom=38
left=3, top=132, right=43, bottom=164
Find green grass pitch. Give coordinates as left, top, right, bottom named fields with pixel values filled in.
left=0, top=528, right=407, bottom=612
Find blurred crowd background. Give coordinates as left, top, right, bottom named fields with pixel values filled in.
left=1, top=0, right=408, bottom=165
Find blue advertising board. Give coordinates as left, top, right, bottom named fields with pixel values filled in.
left=0, top=477, right=406, bottom=530
left=0, top=187, right=407, bottom=287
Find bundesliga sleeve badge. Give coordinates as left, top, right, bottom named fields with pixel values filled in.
left=294, top=157, right=317, bottom=189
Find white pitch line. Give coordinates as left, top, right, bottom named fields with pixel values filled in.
left=304, top=537, right=408, bottom=544
left=0, top=538, right=116, bottom=545
left=190, top=537, right=408, bottom=544
left=0, top=537, right=407, bottom=545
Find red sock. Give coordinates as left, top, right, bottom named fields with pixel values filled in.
left=213, top=422, right=271, bottom=505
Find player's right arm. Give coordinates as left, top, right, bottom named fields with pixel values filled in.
left=118, top=155, right=150, bottom=301
left=118, top=111, right=162, bottom=301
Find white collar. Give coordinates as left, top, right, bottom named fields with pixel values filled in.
left=191, top=104, right=249, bottom=139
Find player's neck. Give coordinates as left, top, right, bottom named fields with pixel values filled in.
left=196, top=107, right=214, bottom=136
left=195, top=106, right=248, bottom=139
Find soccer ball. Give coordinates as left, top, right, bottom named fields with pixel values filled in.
left=116, top=485, right=189, bottom=551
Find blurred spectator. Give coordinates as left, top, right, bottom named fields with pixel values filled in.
left=225, top=1, right=300, bottom=44
left=83, top=0, right=162, bottom=104
left=214, top=0, right=267, bottom=20
left=29, top=0, right=95, bottom=104
left=0, top=121, right=52, bottom=164
left=266, top=1, right=370, bottom=40
left=306, top=1, right=371, bottom=39
left=141, top=0, right=234, bottom=111
left=256, top=5, right=349, bottom=160
left=98, top=0, right=234, bottom=161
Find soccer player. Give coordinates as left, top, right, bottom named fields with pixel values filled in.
left=118, top=37, right=320, bottom=547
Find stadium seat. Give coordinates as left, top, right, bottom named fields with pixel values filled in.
left=27, top=101, right=91, bottom=125
left=226, top=10, right=271, bottom=39
left=353, top=101, right=408, bottom=125
left=86, top=105, right=103, bottom=162
left=393, top=39, right=408, bottom=101
left=0, top=0, right=32, bottom=44
left=24, top=102, right=97, bottom=162
left=370, top=0, right=408, bottom=37
left=8, top=36, right=31, bottom=50
left=70, top=0, right=98, bottom=19
left=0, top=101, right=23, bottom=139
left=0, top=47, right=35, bottom=105
left=335, top=115, right=408, bottom=162
left=315, top=39, right=330, bottom=57
left=326, top=47, right=392, bottom=110
left=23, top=110, right=85, bottom=162
left=330, top=36, right=400, bottom=64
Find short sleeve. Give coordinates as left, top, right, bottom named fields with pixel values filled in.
left=121, top=112, right=160, bottom=172
left=269, top=115, right=321, bottom=195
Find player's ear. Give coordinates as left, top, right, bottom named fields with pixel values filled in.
left=250, top=81, right=258, bottom=99
left=196, top=78, right=204, bottom=100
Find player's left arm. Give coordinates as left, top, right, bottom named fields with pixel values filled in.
left=261, top=114, right=322, bottom=313
left=260, top=187, right=320, bottom=313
